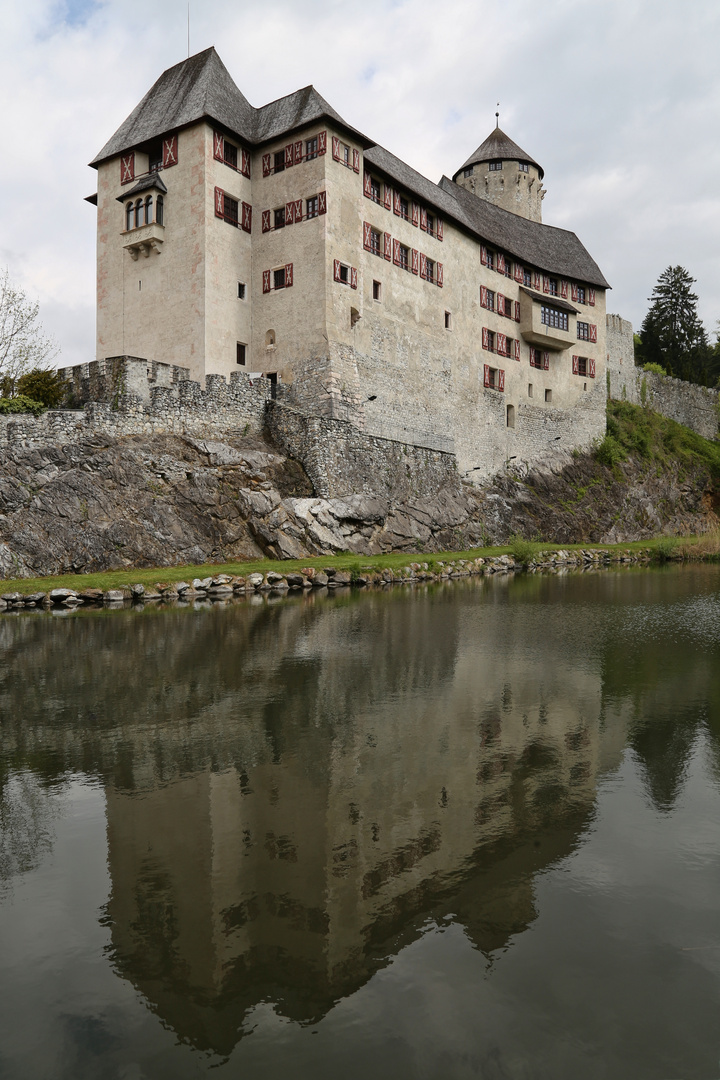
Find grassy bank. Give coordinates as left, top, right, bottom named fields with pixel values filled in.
left=0, top=533, right=717, bottom=596
left=597, top=399, right=720, bottom=478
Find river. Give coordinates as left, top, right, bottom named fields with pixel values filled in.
left=1, top=565, right=719, bottom=1079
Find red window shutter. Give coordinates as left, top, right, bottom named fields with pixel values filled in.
left=363, top=222, right=372, bottom=250
left=412, top=248, right=419, bottom=274
left=484, top=363, right=491, bottom=386
left=543, top=352, right=550, bottom=371
left=384, top=232, right=392, bottom=260
left=214, top=187, right=224, bottom=218
left=120, top=153, right=135, bottom=183
left=393, top=191, right=401, bottom=216
left=514, top=263, right=523, bottom=283
left=589, top=323, right=597, bottom=343
left=561, top=279, right=568, bottom=300
left=482, top=328, right=489, bottom=351
left=497, top=333, right=507, bottom=356
left=543, top=275, right=550, bottom=293
left=420, top=207, right=427, bottom=231
left=318, top=191, right=327, bottom=214
left=241, top=149, right=250, bottom=177
left=350, top=267, right=358, bottom=289
left=589, top=288, right=596, bottom=306
left=334, top=259, right=342, bottom=282
left=572, top=355, right=579, bottom=375
left=571, top=283, right=579, bottom=302
left=285, top=263, right=293, bottom=287
left=364, top=172, right=372, bottom=198
left=412, top=202, right=419, bottom=227
left=437, top=262, right=443, bottom=287
left=262, top=154, right=271, bottom=177
left=163, top=135, right=178, bottom=167
left=514, top=340, right=520, bottom=361
left=498, top=294, right=505, bottom=316
left=480, top=286, right=487, bottom=307
left=498, top=369, right=505, bottom=392
left=263, top=270, right=271, bottom=293
left=481, top=246, right=488, bottom=266
left=384, top=184, right=392, bottom=211
left=295, top=140, right=303, bottom=165
left=284, top=144, right=294, bottom=168
left=285, top=200, right=294, bottom=225
left=497, top=254, right=505, bottom=275
left=213, top=132, right=224, bottom=161
left=262, top=210, right=271, bottom=233
left=589, top=357, right=596, bottom=377
left=332, top=136, right=341, bottom=161
left=533, top=271, right=541, bottom=291
left=318, top=130, right=327, bottom=155
left=294, top=198, right=302, bottom=221
left=242, top=202, right=252, bottom=232
left=352, top=148, right=360, bottom=173
left=420, top=252, right=427, bottom=279
left=393, top=238, right=400, bottom=265
left=514, top=300, right=521, bottom=322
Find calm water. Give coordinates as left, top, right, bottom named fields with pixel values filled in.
left=1, top=566, right=720, bottom=1079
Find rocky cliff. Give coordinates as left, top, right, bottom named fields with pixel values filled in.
left=0, top=402, right=717, bottom=579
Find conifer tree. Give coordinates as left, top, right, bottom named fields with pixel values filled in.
left=638, top=266, right=709, bottom=383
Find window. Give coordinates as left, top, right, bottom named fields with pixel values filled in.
left=156, top=196, right=163, bottom=225
left=576, top=356, right=588, bottom=376
left=486, top=250, right=495, bottom=271
left=523, top=268, right=532, bottom=287
left=274, top=206, right=285, bottom=230
left=486, top=289, right=495, bottom=311
left=504, top=260, right=513, bottom=279
left=528, top=383, right=533, bottom=397
left=144, top=195, right=153, bottom=223
left=445, top=311, right=452, bottom=330
left=306, top=196, right=319, bottom=219
left=577, top=286, right=586, bottom=304
left=224, top=196, right=239, bottom=226
left=519, top=162, right=529, bottom=173
left=148, top=139, right=162, bottom=172
left=506, top=404, right=515, bottom=428
left=236, top=343, right=246, bottom=366
left=224, top=142, right=238, bottom=169
left=529, top=348, right=542, bottom=369
left=488, top=161, right=503, bottom=171
left=426, top=258, right=435, bottom=283
left=548, top=278, right=558, bottom=296
left=398, top=244, right=409, bottom=271
left=306, top=136, right=318, bottom=160
left=125, top=202, right=133, bottom=231
left=399, top=196, right=409, bottom=221
left=545, top=388, right=552, bottom=402
left=274, top=268, right=286, bottom=290
left=541, top=305, right=568, bottom=331
left=370, top=177, right=381, bottom=203
left=426, top=212, right=435, bottom=236
left=134, top=200, right=143, bottom=228
left=577, top=321, right=590, bottom=341
left=238, top=282, right=246, bottom=299
left=274, top=150, right=285, bottom=173
left=370, top=228, right=381, bottom=255
left=486, top=330, right=496, bottom=352
left=373, top=280, right=382, bottom=301
left=487, top=366, right=498, bottom=386
left=266, top=330, right=276, bottom=347
left=463, top=166, right=473, bottom=177
left=339, top=264, right=349, bottom=284
left=343, top=144, right=351, bottom=167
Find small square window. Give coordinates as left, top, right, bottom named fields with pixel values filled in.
left=236, top=343, right=247, bottom=366
left=373, top=280, right=382, bottom=301
left=238, top=282, right=246, bottom=300
left=274, top=268, right=286, bottom=290
left=444, top=311, right=452, bottom=330
left=339, top=264, right=349, bottom=284
left=545, top=388, right=552, bottom=403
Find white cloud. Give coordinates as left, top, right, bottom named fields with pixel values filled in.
left=1, top=0, right=719, bottom=365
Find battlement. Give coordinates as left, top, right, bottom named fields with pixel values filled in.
left=59, top=355, right=192, bottom=406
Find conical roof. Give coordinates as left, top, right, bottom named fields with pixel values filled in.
left=453, top=126, right=543, bottom=181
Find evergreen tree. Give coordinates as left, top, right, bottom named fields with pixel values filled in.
left=639, top=266, right=710, bottom=384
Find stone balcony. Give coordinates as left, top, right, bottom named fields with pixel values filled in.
left=123, top=222, right=165, bottom=260
left=518, top=287, right=577, bottom=352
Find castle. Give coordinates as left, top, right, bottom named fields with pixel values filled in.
left=86, top=47, right=610, bottom=479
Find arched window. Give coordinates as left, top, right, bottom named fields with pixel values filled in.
left=144, top=195, right=153, bottom=224
left=135, top=199, right=144, bottom=229
left=265, top=329, right=276, bottom=348
left=156, top=196, right=163, bottom=226
left=125, top=202, right=133, bottom=231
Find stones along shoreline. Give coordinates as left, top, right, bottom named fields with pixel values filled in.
left=0, top=547, right=657, bottom=612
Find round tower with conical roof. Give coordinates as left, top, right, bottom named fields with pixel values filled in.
left=453, top=125, right=546, bottom=222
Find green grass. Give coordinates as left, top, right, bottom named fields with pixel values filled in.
left=602, top=399, right=720, bottom=479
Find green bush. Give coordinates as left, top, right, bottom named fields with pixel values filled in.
left=17, top=368, right=68, bottom=408
left=652, top=536, right=679, bottom=563
left=643, top=362, right=667, bottom=376
left=0, top=395, right=46, bottom=416
left=595, top=435, right=627, bottom=467
left=508, top=534, right=538, bottom=567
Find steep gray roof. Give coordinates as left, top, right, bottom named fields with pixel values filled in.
left=454, top=126, right=543, bottom=181
left=91, top=47, right=370, bottom=167
left=363, top=144, right=609, bottom=288
left=115, top=173, right=167, bottom=202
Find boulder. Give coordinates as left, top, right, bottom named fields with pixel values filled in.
left=312, top=572, right=329, bottom=587
left=103, top=590, right=126, bottom=602
left=130, top=583, right=145, bottom=597
left=49, top=588, right=78, bottom=602
left=247, top=572, right=264, bottom=588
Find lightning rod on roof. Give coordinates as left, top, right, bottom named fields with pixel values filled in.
left=496, top=104, right=500, bottom=128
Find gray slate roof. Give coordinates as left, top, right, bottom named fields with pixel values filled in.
left=115, top=173, right=167, bottom=202
left=455, top=126, right=543, bottom=180
left=91, top=47, right=370, bottom=167
left=364, top=144, right=609, bottom=288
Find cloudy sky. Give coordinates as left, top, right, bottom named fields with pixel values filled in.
left=1, top=0, right=719, bottom=367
